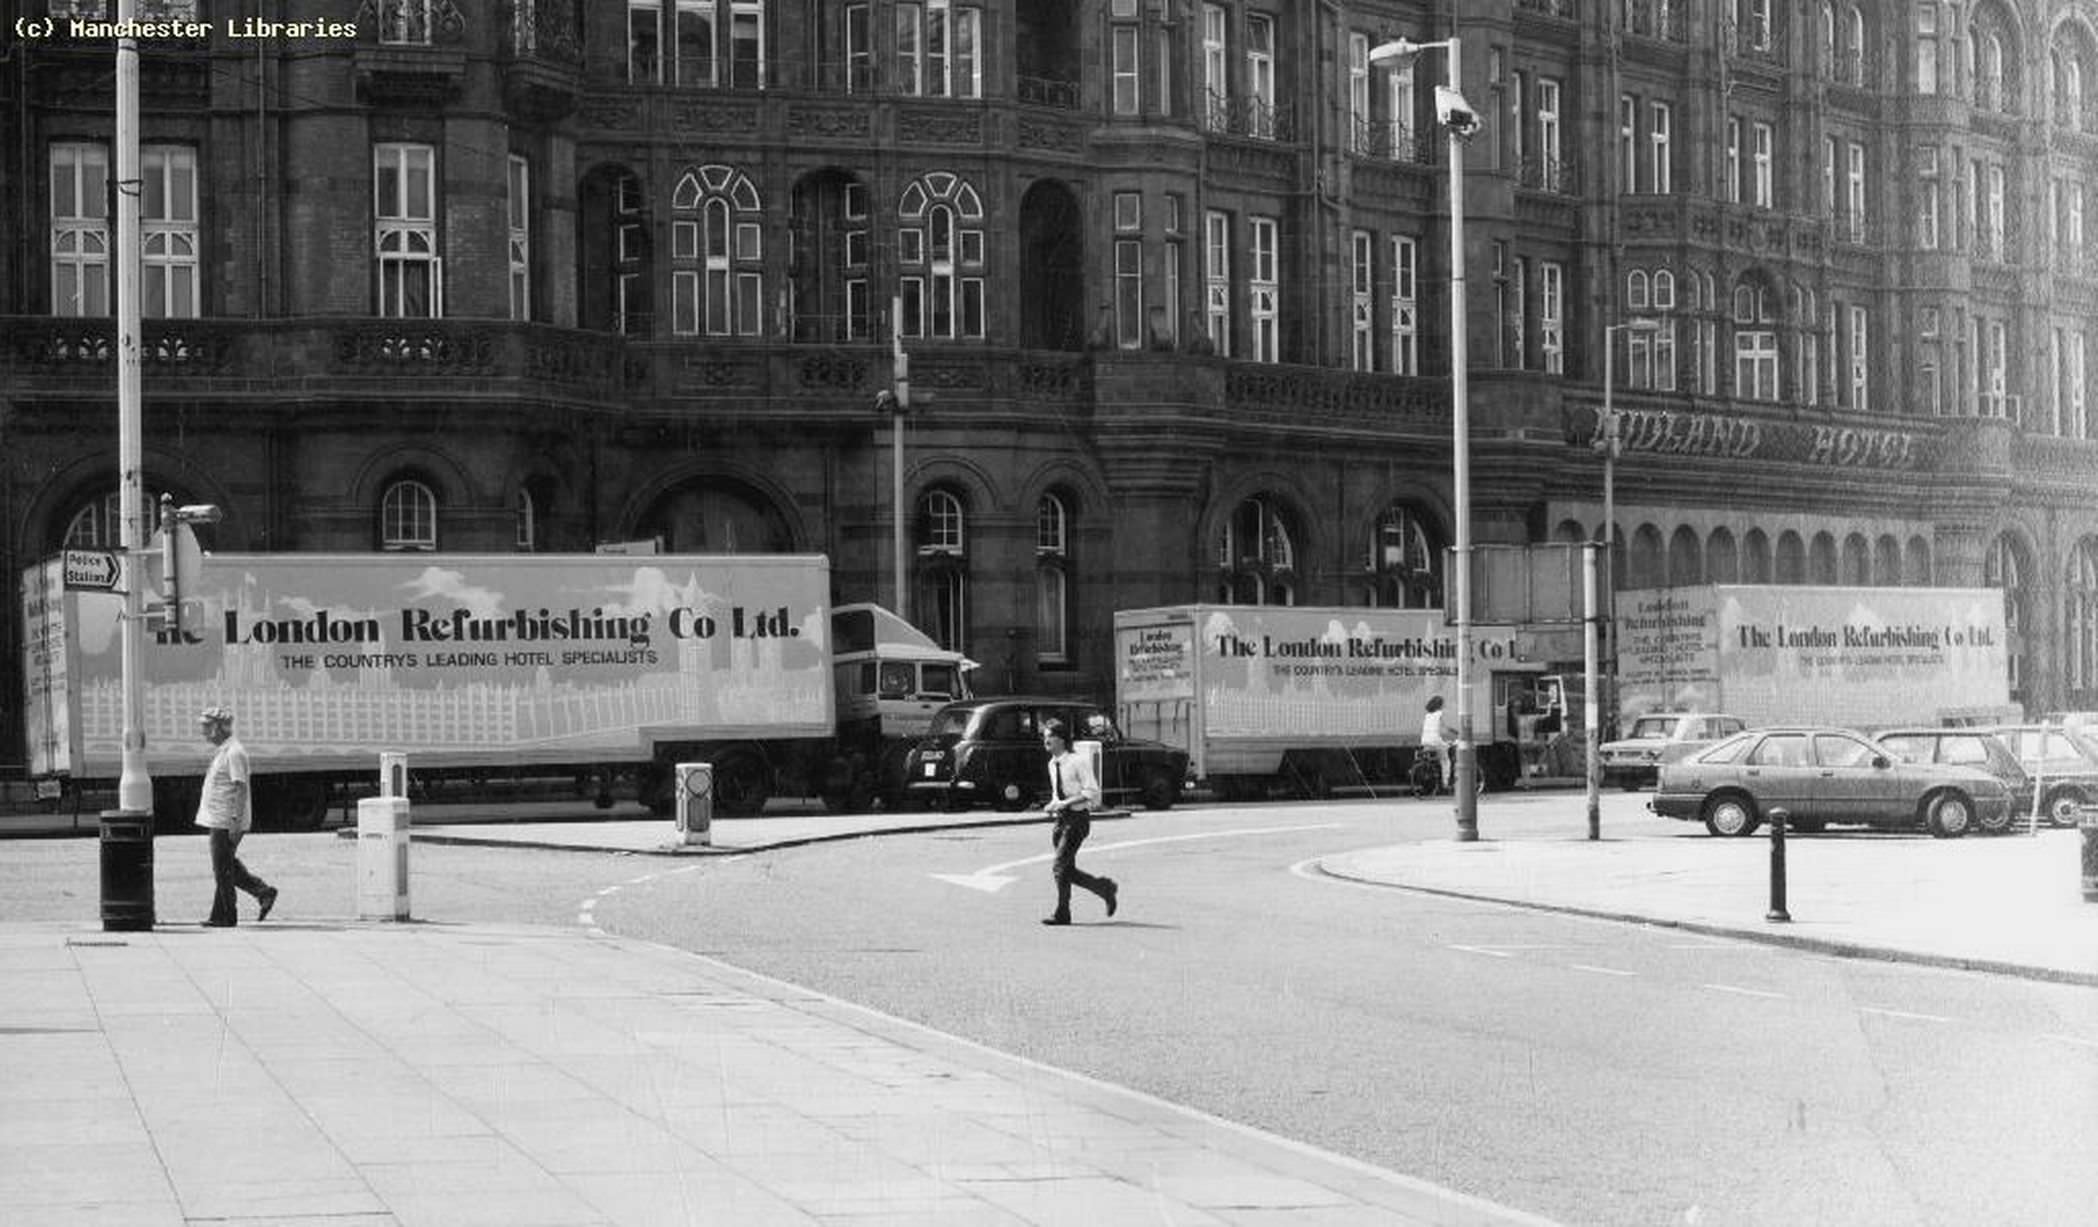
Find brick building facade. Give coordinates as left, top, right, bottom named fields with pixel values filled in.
left=5, top=0, right=2098, bottom=775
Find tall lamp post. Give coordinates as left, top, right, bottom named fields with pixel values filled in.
left=1584, top=318, right=1663, bottom=840
left=1371, top=32, right=1483, bottom=841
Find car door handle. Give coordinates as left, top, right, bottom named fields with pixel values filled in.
left=1819, top=771, right=1836, bottom=778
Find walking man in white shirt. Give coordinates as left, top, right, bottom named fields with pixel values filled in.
left=195, top=707, right=278, bottom=928
left=1040, top=718, right=1118, bottom=926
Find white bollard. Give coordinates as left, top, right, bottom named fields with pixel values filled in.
left=378, top=752, right=409, bottom=800
left=674, top=762, right=713, bottom=847
left=356, top=796, right=411, bottom=920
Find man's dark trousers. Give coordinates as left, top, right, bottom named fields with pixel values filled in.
left=208, top=828, right=270, bottom=926
left=1050, top=813, right=1110, bottom=920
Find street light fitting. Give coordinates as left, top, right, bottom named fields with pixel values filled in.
left=1367, top=36, right=1442, bottom=68
left=171, top=503, right=223, bottom=524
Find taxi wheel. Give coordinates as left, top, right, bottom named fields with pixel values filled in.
left=1925, top=791, right=1974, bottom=839
left=1141, top=770, right=1179, bottom=811
left=1701, top=792, right=1760, bottom=838
left=2045, top=788, right=2087, bottom=828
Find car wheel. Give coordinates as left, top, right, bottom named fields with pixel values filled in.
left=2045, top=787, right=2086, bottom=828
left=1702, top=792, right=1760, bottom=838
left=1926, top=791, right=1974, bottom=839
left=992, top=781, right=1031, bottom=813
left=1977, top=797, right=2015, bottom=835
left=1141, top=770, right=1179, bottom=811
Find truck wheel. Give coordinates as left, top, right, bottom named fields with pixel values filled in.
left=711, top=755, right=770, bottom=818
left=2045, top=787, right=2087, bottom=827
left=1925, top=791, right=1974, bottom=838
left=992, top=782, right=1033, bottom=812
left=1701, top=792, right=1760, bottom=837
left=1140, top=770, right=1179, bottom=811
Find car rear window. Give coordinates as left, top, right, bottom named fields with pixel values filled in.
left=1877, top=734, right=1930, bottom=763
left=1697, top=733, right=1755, bottom=764
left=1630, top=716, right=1683, bottom=740
left=1939, top=736, right=1992, bottom=767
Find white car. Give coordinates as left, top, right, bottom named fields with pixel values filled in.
left=1599, top=712, right=1748, bottom=791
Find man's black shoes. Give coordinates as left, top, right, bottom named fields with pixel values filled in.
left=201, top=918, right=235, bottom=928
left=1040, top=914, right=1071, bottom=926
left=257, top=888, right=279, bottom=922
left=1101, top=879, right=1119, bottom=918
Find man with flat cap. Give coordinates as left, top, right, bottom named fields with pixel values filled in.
left=196, top=706, right=278, bottom=927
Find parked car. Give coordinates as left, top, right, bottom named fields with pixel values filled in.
left=902, top=697, right=1190, bottom=813
left=1985, top=724, right=2098, bottom=827
left=1598, top=712, right=1748, bottom=791
left=1651, top=726, right=2009, bottom=838
left=1870, top=727, right=2030, bottom=834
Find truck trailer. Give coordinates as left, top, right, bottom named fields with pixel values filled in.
left=1111, top=604, right=1574, bottom=797
left=1613, top=584, right=2012, bottom=731
left=19, top=552, right=968, bottom=829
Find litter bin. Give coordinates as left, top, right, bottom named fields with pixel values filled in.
left=2081, top=806, right=2098, bottom=904
left=356, top=796, right=411, bottom=921
left=99, top=813, right=155, bottom=932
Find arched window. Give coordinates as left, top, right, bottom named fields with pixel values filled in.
left=671, top=165, right=764, bottom=336
left=1668, top=525, right=1702, bottom=586
left=898, top=172, right=985, bottom=339
left=1732, top=276, right=1779, bottom=401
left=2068, top=538, right=2098, bottom=702
left=1707, top=527, right=1739, bottom=584
left=380, top=479, right=438, bottom=551
left=1986, top=533, right=2029, bottom=702
left=1873, top=534, right=1901, bottom=585
left=515, top=488, right=537, bottom=552
left=1364, top=502, right=1439, bottom=608
left=1809, top=531, right=1839, bottom=583
left=1846, top=6, right=1865, bottom=85
left=1775, top=530, right=1806, bottom=583
left=1036, top=493, right=1071, bottom=665
left=1840, top=532, right=1870, bottom=584
left=1628, top=524, right=1665, bottom=590
left=1217, top=494, right=1299, bottom=605
left=1743, top=529, right=1773, bottom=583
left=915, top=488, right=968, bottom=651
left=1904, top=535, right=1932, bottom=584
left=60, top=488, right=176, bottom=551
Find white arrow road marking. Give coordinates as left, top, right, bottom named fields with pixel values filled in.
left=930, top=823, right=1345, bottom=894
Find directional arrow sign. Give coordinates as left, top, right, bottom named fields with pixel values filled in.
left=61, top=550, right=123, bottom=591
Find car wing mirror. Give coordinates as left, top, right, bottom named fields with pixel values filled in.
left=1873, top=755, right=1891, bottom=769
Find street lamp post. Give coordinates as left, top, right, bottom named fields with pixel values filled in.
left=1585, top=318, right=1663, bottom=840
left=1371, top=33, right=1483, bottom=841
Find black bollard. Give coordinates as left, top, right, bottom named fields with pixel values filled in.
left=1766, top=806, right=1790, bottom=923
left=99, top=812, right=156, bottom=932
left=2080, top=807, right=2098, bottom=903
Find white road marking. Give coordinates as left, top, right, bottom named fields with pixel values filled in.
left=931, top=823, right=1345, bottom=895
left=1449, top=944, right=1515, bottom=958
left=2042, top=1033, right=2098, bottom=1050
left=1569, top=964, right=1637, bottom=977
left=1704, top=983, right=1787, bottom=1000
left=1858, top=1006, right=1952, bottom=1024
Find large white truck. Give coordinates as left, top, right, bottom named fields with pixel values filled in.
left=19, top=552, right=969, bottom=828
left=1613, top=584, right=2012, bottom=730
left=1111, top=604, right=1574, bottom=797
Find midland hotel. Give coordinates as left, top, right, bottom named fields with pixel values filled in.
left=4, top=0, right=2098, bottom=771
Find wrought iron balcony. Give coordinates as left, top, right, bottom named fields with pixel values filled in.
left=1204, top=90, right=1295, bottom=143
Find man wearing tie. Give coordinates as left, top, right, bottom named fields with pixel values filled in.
left=1040, top=718, right=1118, bottom=926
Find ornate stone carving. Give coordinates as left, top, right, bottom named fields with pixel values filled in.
left=786, top=106, right=873, bottom=138
left=899, top=107, right=982, bottom=145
